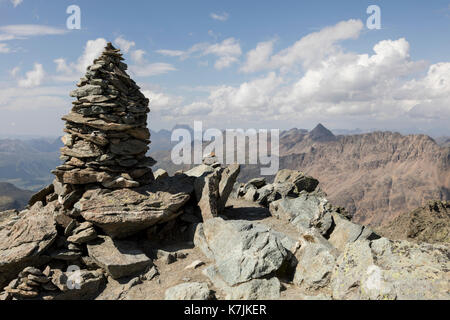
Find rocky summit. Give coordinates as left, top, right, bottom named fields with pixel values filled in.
left=0, top=43, right=448, bottom=301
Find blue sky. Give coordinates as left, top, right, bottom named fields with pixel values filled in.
left=0, top=0, right=449, bottom=137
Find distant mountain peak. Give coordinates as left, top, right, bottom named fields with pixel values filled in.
left=308, top=123, right=336, bottom=142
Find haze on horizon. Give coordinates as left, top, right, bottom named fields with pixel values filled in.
left=0, top=0, right=449, bottom=137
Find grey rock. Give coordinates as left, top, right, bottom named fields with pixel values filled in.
left=274, top=169, right=319, bottom=193
left=61, top=140, right=103, bottom=158
left=331, top=238, right=450, bottom=300
left=70, top=85, right=103, bottom=98
left=204, top=266, right=281, bottom=300
left=52, top=269, right=105, bottom=300
left=293, top=234, right=338, bottom=291
left=110, top=139, right=148, bottom=156
left=87, top=236, right=151, bottom=279
left=0, top=204, right=57, bottom=288
left=328, top=212, right=379, bottom=252
left=256, top=184, right=274, bottom=205
left=67, top=222, right=97, bottom=244
left=165, top=282, right=212, bottom=300
left=269, top=193, right=333, bottom=235
left=197, top=170, right=220, bottom=221
left=79, top=175, right=194, bottom=238
left=217, top=164, right=240, bottom=213
left=196, top=218, right=287, bottom=286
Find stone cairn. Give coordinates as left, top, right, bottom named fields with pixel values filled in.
left=52, top=42, right=156, bottom=204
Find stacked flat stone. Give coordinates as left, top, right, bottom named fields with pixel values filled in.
left=52, top=42, right=155, bottom=193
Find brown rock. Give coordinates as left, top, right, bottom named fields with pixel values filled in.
left=0, top=204, right=57, bottom=288
left=79, top=175, right=194, bottom=238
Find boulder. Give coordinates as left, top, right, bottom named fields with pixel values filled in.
left=217, top=164, right=240, bottom=213
left=328, top=212, right=379, bottom=252
left=197, top=170, right=220, bottom=221
left=165, top=282, right=212, bottom=300
left=269, top=193, right=333, bottom=235
left=52, top=269, right=105, bottom=300
left=204, top=265, right=281, bottom=300
left=79, top=175, right=194, bottom=238
left=293, top=233, right=338, bottom=291
left=331, top=238, right=450, bottom=300
left=87, top=236, right=151, bottom=279
left=0, top=203, right=57, bottom=288
left=274, top=169, right=319, bottom=193
left=256, top=184, right=274, bottom=205
left=195, top=218, right=287, bottom=286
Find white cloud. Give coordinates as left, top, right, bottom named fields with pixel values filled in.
left=18, top=63, right=45, bottom=88
left=0, top=85, right=69, bottom=111
left=206, top=38, right=242, bottom=69
left=0, top=24, right=66, bottom=37
left=171, top=28, right=448, bottom=130
left=10, top=66, right=20, bottom=77
left=130, top=63, right=177, bottom=77
left=210, top=12, right=229, bottom=22
left=130, top=49, right=146, bottom=64
left=155, top=49, right=185, bottom=57
left=142, top=89, right=183, bottom=116
left=240, top=40, right=275, bottom=73
left=114, top=36, right=135, bottom=53
left=78, top=38, right=108, bottom=72
left=0, top=34, right=16, bottom=41
left=53, top=38, right=107, bottom=81
left=128, top=47, right=177, bottom=77
left=0, top=43, right=10, bottom=53
left=156, top=37, right=242, bottom=70
left=11, top=0, right=23, bottom=7
left=241, top=19, right=364, bottom=73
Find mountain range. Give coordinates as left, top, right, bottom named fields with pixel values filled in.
left=0, top=124, right=449, bottom=226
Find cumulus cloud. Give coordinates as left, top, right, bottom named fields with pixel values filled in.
left=240, top=40, right=275, bottom=73
left=142, top=89, right=183, bottom=118
left=241, top=19, right=364, bottom=73
left=114, top=36, right=135, bottom=53
left=171, top=23, right=448, bottom=131
left=18, top=63, right=45, bottom=88
left=53, top=38, right=107, bottom=81
left=210, top=12, right=229, bottom=22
